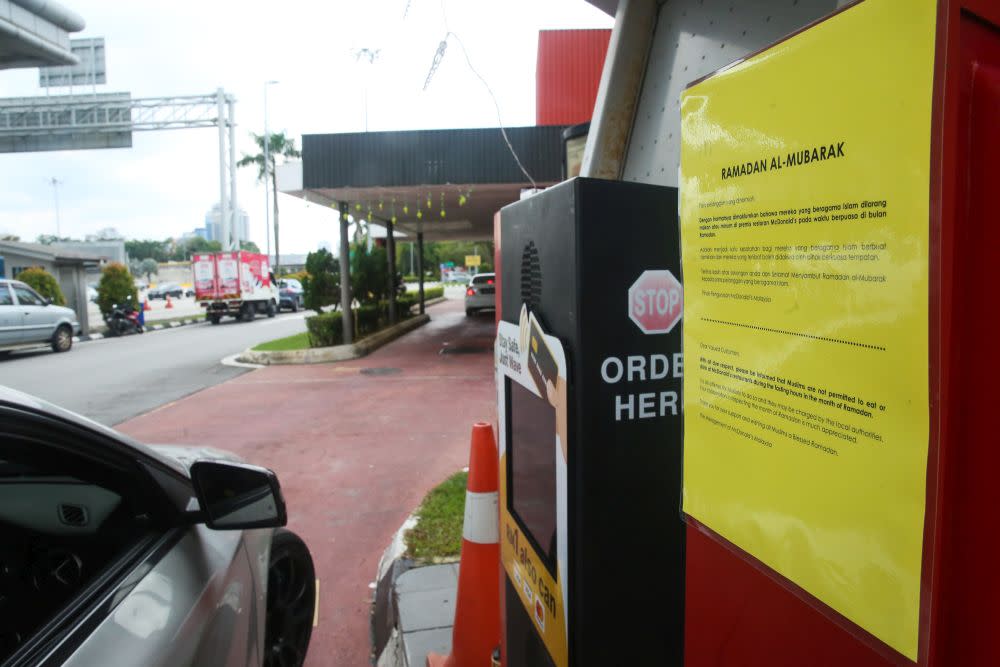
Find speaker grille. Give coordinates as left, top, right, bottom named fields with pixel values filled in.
left=520, top=241, right=542, bottom=312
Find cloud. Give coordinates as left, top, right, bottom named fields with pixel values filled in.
left=0, top=0, right=611, bottom=251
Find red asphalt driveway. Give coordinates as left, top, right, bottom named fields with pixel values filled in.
left=117, top=299, right=497, bottom=666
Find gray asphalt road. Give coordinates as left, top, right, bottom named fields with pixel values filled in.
left=0, top=311, right=310, bottom=425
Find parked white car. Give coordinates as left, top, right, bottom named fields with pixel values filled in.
left=0, top=279, right=81, bottom=354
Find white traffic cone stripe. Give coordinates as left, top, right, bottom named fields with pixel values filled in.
left=462, top=490, right=499, bottom=544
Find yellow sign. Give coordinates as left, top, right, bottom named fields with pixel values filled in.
left=465, top=255, right=482, bottom=267
left=496, top=310, right=569, bottom=666
left=680, top=0, right=935, bottom=659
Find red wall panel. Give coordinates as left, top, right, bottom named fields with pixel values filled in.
left=926, top=8, right=1000, bottom=665
left=536, top=29, right=610, bottom=126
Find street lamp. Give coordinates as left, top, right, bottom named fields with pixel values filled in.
left=49, top=177, right=62, bottom=237
left=263, top=80, right=279, bottom=264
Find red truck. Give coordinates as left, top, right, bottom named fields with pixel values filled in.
left=192, top=251, right=279, bottom=324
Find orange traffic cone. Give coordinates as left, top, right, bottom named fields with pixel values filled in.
left=143, top=299, right=151, bottom=312
left=427, top=423, right=501, bottom=667
left=165, top=295, right=174, bottom=309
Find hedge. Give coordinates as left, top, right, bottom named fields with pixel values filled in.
left=306, top=310, right=343, bottom=347
left=357, top=304, right=380, bottom=336
left=306, top=288, right=444, bottom=349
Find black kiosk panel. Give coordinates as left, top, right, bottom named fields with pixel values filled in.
left=499, top=177, right=685, bottom=666
left=508, top=380, right=558, bottom=573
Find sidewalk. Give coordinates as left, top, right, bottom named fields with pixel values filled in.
left=382, top=564, right=458, bottom=667
left=116, top=299, right=496, bottom=667
left=87, top=294, right=204, bottom=326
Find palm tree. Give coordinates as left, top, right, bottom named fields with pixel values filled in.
left=238, top=132, right=300, bottom=272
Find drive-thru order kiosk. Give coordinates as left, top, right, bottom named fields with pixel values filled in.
left=495, top=178, right=685, bottom=666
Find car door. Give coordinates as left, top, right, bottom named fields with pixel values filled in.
left=0, top=282, right=21, bottom=346
left=11, top=283, right=53, bottom=344
left=0, top=401, right=263, bottom=667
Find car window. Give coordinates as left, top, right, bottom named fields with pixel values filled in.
left=12, top=285, right=44, bottom=306
left=471, top=275, right=494, bottom=285
left=0, top=285, right=13, bottom=306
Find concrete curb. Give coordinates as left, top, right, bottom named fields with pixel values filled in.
left=237, top=314, right=431, bottom=366
left=372, top=516, right=417, bottom=667
left=84, top=316, right=204, bottom=339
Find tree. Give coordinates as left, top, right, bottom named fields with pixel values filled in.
left=170, top=236, right=221, bottom=261
left=36, top=234, right=75, bottom=245
left=302, top=248, right=340, bottom=312
left=240, top=240, right=261, bottom=253
left=0, top=233, right=20, bottom=241
left=96, top=262, right=138, bottom=316
left=138, top=258, right=159, bottom=282
left=238, top=132, right=301, bottom=273
left=17, top=267, right=65, bottom=305
left=87, top=227, right=124, bottom=242
left=125, top=239, right=169, bottom=262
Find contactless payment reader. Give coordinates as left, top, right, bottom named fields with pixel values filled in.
left=495, top=178, right=685, bottom=666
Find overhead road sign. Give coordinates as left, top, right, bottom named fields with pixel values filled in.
left=39, top=37, right=105, bottom=87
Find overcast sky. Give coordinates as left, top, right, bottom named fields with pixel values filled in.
left=0, top=0, right=612, bottom=253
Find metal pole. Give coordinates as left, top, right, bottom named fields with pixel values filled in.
left=417, top=231, right=425, bottom=314
left=217, top=88, right=230, bottom=251
left=339, top=202, right=353, bottom=344
left=228, top=95, right=239, bottom=250
left=50, top=177, right=61, bottom=237
left=410, top=242, right=414, bottom=276
left=263, top=83, right=272, bottom=261
left=386, top=217, right=397, bottom=324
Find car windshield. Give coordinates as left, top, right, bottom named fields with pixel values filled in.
left=471, top=275, right=494, bottom=285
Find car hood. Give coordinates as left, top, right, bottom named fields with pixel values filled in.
left=48, top=305, right=78, bottom=319
left=147, top=445, right=246, bottom=472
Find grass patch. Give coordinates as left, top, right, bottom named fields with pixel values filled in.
left=405, top=471, right=468, bottom=562
left=253, top=331, right=311, bottom=351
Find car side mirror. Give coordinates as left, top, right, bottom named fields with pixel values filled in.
left=43, top=297, right=51, bottom=306
left=189, top=460, right=287, bottom=530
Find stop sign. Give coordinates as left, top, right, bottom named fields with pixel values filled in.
left=628, top=270, right=683, bottom=334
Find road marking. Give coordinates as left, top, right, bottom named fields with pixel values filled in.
left=261, top=313, right=308, bottom=325
left=314, top=579, right=320, bottom=627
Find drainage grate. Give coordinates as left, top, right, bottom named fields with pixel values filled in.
left=360, top=367, right=402, bottom=376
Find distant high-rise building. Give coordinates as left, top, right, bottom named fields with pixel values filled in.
left=204, top=203, right=250, bottom=245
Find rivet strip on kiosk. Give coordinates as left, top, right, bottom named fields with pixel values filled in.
left=495, top=177, right=685, bottom=666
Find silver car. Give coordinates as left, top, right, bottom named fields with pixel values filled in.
left=464, top=273, right=496, bottom=316
left=0, top=387, right=315, bottom=667
left=0, top=280, right=80, bottom=355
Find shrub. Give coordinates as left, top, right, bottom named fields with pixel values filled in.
left=351, top=246, right=390, bottom=305
left=283, top=270, right=310, bottom=284
left=356, top=304, right=380, bottom=336
left=395, top=294, right=417, bottom=316
left=306, top=310, right=343, bottom=347
left=17, top=267, right=65, bottom=305
left=380, top=295, right=416, bottom=320
left=96, top=262, right=139, bottom=316
left=424, top=286, right=444, bottom=300
left=401, top=274, right=418, bottom=283
left=303, top=249, right=339, bottom=311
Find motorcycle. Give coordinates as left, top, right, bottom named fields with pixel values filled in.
left=104, top=301, right=144, bottom=336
